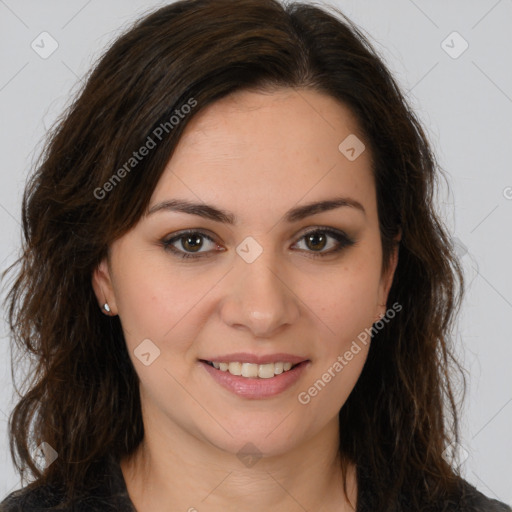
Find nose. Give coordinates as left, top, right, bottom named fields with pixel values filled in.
left=219, top=247, right=300, bottom=338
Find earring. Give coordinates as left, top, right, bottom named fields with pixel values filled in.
left=103, top=303, right=111, bottom=313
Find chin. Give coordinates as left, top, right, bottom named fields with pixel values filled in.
left=198, top=416, right=314, bottom=462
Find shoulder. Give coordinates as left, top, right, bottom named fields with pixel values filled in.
left=0, top=483, right=63, bottom=511
left=357, top=462, right=510, bottom=512
left=0, top=455, right=136, bottom=511
left=409, top=477, right=511, bottom=512
left=0, top=484, right=134, bottom=512
left=453, top=478, right=511, bottom=512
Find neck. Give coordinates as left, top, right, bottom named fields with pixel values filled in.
left=120, top=415, right=357, bottom=512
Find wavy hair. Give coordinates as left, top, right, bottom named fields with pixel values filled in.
left=2, top=0, right=466, bottom=508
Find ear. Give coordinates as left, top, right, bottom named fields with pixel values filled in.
left=376, top=232, right=401, bottom=320
left=91, top=257, right=118, bottom=315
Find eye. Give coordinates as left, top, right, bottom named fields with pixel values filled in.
left=292, top=227, right=355, bottom=258
left=161, top=230, right=221, bottom=259
left=161, top=227, right=355, bottom=260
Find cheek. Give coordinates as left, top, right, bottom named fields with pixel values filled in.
left=112, top=249, right=194, bottom=347
left=298, top=265, right=377, bottom=414
left=311, top=258, right=382, bottom=347
left=112, top=248, right=225, bottom=369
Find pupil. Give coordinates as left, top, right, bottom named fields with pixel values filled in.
left=307, top=233, right=326, bottom=251
left=184, top=235, right=202, bottom=252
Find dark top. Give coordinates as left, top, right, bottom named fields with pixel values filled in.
left=0, top=454, right=510, bottom=511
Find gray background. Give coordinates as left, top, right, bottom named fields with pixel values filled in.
left=0, top=0, right=511, bottom=504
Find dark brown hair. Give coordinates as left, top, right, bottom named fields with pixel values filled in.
left=3, top=0, right=466, bottom=508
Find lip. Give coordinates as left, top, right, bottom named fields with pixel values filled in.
left=200, top=352, right=308, bottom=365
left=199, top=359, right=311, bottom=399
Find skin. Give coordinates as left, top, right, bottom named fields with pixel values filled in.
left=92, top=87, right=399, bottom=512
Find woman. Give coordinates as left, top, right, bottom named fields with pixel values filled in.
left=1, top=0, right=509, bottom=510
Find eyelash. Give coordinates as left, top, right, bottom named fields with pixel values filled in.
left=161, top=227, right=356, bottom=260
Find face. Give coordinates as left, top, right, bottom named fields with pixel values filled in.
left=93, top=87, right=398, bottom=460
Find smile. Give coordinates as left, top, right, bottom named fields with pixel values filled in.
left=204, top=360, right=298, bottom=378
left=199, top=359, right=311, bottom=399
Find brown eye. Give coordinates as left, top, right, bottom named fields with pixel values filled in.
left=180, top=234, right=204, bottom=252
left=293, top=228, right=355, bottom=257
left=162, top=230, right=219, bottom=259
left=305, top=232, right=328, bottom=251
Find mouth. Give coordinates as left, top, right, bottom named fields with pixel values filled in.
left=199, top=359, right=305, bottom=379
left=198, top=358, right=311, bottom=399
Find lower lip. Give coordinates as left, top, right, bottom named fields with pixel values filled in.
left=199, top=360, right=310, bottom=399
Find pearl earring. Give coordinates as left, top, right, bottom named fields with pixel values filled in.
left=103, top=303, right=111, bottom=313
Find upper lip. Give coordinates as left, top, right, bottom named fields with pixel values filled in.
left=200, top=353, right=309, bottom=365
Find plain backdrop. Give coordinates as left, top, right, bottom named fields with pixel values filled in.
left=0, top=0, right=511, bottom=505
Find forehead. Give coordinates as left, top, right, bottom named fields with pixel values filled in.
left=150, top=88, right=376, bottom=223
left=177, top=87, right=365, bottom=152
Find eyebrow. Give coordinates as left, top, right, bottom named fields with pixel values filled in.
left=147, top=196, right=365, bottom=224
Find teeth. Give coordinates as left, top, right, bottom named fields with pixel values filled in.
left=228, top=362, right=242, bottom=375
left=208, top=360, right=299, bottom=378
left=258, top=363, right=275, bottom=379
left=241, top=362, right=259, bottom=378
